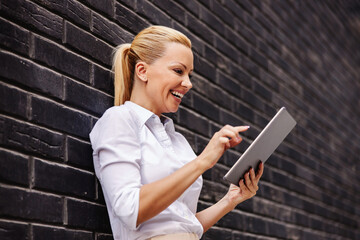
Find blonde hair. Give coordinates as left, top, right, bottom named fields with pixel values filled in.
left=112, top=26, right=192, bottom=106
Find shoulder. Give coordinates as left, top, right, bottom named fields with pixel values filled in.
left=89, top=105, right=139, bottom=145
left=96, top=105, right=137, bottom=128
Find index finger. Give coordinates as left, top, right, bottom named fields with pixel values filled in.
left=255, top=162, right=264, bottom=180
left=234, top=126, right=250, bottom=133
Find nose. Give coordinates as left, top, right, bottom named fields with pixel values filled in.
left=182, top=75, right=192, bottom=89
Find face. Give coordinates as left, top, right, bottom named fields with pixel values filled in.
left=136, top=42, right=194, bottom=116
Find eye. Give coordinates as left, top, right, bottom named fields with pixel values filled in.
left=174, top=68, right=183, bottom=75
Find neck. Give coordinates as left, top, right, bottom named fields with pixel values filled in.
left=130, top=80, right=161, bottom=116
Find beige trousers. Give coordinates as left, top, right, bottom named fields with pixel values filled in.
left=148, top=233, right=199, bottom=240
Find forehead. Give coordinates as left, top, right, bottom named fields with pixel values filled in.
left=156, top=42, right=194, bottom=68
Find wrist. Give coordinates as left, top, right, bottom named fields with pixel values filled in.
left=221, top=194, right=237, bottom=212
left=194, top=153, right=212, bottom=172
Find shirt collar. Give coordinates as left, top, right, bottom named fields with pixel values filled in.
left=125, top=101, right=154, bottom=127
left=124, top=101, right=175, bottom=133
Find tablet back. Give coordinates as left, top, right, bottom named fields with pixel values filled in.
left=223, top=107, right=297, bottom=185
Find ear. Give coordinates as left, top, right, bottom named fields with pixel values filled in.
left=135, top=61, right=148, bottom=82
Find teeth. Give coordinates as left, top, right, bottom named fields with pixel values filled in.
left=171, top=91, right=184, bottom=99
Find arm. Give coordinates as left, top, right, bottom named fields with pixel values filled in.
left=196, top=162, right=264, bottom=232
left=137, top=125, right=250, bottom=226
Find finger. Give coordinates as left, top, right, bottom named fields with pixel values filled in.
left=239, top=179, right=246, bottom=189
left=221, top=129, right=238, bottom=140
left=256, top=162, right=264, bottom=180
left=244, top=172, right=256, bottom=194
left=250, top=168, right=259, bottom=191
left=219, top=137, right=231, bottom=149
left=234, top=126, right=250, bottom=133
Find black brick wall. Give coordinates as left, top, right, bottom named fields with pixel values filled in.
left=1, top=0, right=359, bottom=239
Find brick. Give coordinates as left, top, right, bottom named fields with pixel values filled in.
left=228, top=64, right=252, bottom=88
left=232, top=102, right=254, bottom=122
left=217, top=71, right=241, bottom=96
left=0, top=116, right=64, bottom=160
left=192, top=93, right=219, bottom=121
left=33, top=35, right=90, bottom=83
left=241, top=88, right=265, bottom=111
left=32, top=0, right=91, bottom=29
left=151, top=0, right=186, bottom=24
left=186, top=13, right=214, bottom=45
left=246, top=15, right=266, bottom=39
left=92, top=12, right=133, bottom=45
left=135, top=0, right=171, bottom=26
left=0, top=186, right=63, bottom=223
left=235, top=19, right=256, bottom=46
left=0, top=150, right=28, bottom=186
left=253, top=81, right=272, bottom=101
left=172, top=22, right=204, bottom=55
left=0, top=50, right=64, bottom=99
left=178, top=107, right=210, bottom=137
left=238, top=0, right=253, bottom=14
left=192, top=75, right=232, bottom=110
left=219, top=109, right=242, bottom=127
left=211, top=1, right=234, bottom=27
left=31, top=96, right=92, bottom=138
left=0, top=0, right=62, bottom=40
left=173, top=0, right=200, bottom=16
left=66, top=136, right=93, bottom=170
left=33, top=225, right=92, bottom=240
left=233, top=232, right=259, bottom=240
left=64, top=22, right=113, bottom=66
left=246, top=215, right=267, bottom=234
left=0, top=220, right=29, bottom=240
left=96, top=233, right=113, bottom=240
left=80, top=0, right=114, bottom=17
left=67, top=0, right=91, bottom=28
left=217, top=211, right=245, bottom=231
left=194, top=55, right=216, bottom=82
left=34, top=159, right=95, bottom=199
left=114, top=3, right=149, bottom=34
left=66, top=198, right=111, bottom=232
left=64, top=78, right=112, bottom=117
left=242, top=58, right=260, bottom=78
left=200, top=6, right=225, bottom=36
left=0, top=82, right=27, bottom=119
left=249, top=49, right=268, bottom=70
left=225, top=29, right=249, bottom=55
left=96, top=179, right=106, bottom=204
left=0, top=17, right=29, bottom=55
left=200, top=180, right=227, bottom=203
left=223, top=0, right=245, bottom=21
left=92, top=64, right=113, bottom=95
left=215, top=36, right=239, bottom=62
left=202, top=227, right=232, bottom=240
left=267, top=221, right=287, bottom=238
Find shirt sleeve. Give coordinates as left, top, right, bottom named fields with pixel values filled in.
left=90, top=107, right=142, bottom=230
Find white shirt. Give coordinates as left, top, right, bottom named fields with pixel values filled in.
left=90, top=101, right=203, bottom=240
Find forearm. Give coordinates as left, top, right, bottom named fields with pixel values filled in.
left=137, top=155, right=207, bottom=226
left=195, top=196, right=235, bottom=232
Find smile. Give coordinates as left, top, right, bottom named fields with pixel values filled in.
left=170, top=90, right=184, bottom=99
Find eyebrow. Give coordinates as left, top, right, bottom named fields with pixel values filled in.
left=171, top=62, right=193, bottom=72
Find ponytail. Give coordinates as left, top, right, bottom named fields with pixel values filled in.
left=112, top=43, right=132, bottom=106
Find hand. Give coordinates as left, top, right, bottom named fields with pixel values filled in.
left=226, top=162, right=264, bottom=208
left=198, top=125, right=249, bottom=170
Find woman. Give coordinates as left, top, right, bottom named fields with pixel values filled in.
left=90, top=25, right=263, bottom=240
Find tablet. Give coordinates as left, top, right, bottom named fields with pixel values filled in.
left=223, top=107, right=297, bottom=185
